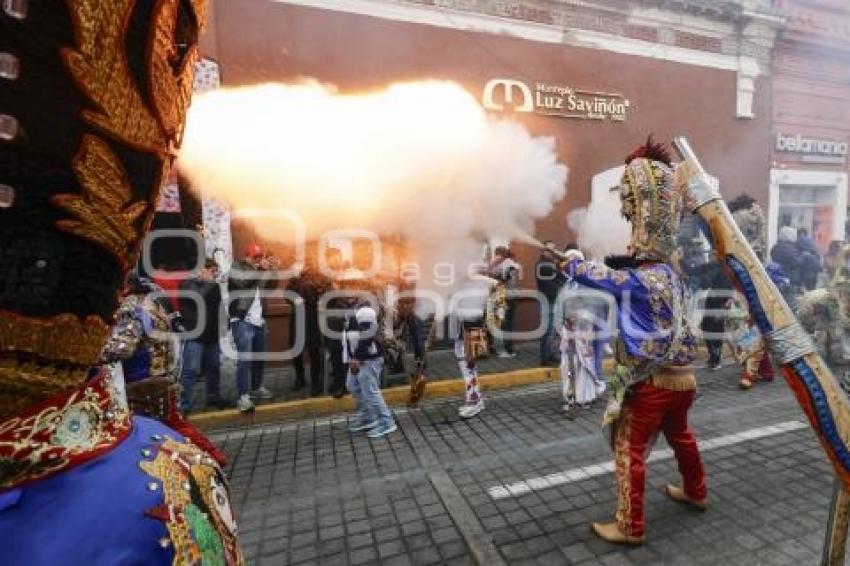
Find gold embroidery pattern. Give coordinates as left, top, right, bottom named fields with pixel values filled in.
left=0, top=359, right=90, bottom=420
left=614, top=408, right=633, bottom=535
left=148, top=0, right=204, bottom=144
left=51, top=135, right=149, bottom=269
left=141, top=437, right=243, bottom=566
left=0, top=374, right=130, bottom=490
left=0, top=311, right=109, bottom=366
left=62, top=0, right=166, bottom=153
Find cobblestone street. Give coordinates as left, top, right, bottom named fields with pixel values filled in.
left=213, top=361, right=839, bottom=565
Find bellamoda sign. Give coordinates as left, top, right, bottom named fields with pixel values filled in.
left=482, top=78, right=630, bottom=121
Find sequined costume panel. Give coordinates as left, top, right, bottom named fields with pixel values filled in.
left=102, top=294, right=176, bottom=382
left=567, top=260, right=696, bottom=377
left=0, top=415, right=242, bottom=566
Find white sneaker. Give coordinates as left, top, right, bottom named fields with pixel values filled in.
left=367, top=422, right=398, bottom=438
left=251, top=386, right=273, bottom=400
left=348, top=419, right=379, bottom=433
left=497, top=352, right=512, bottom=359
left=237, top=394, right=255, bottom=413
left=458, top=400, right=484, bottom=419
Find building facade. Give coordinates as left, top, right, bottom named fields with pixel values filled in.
left=200, top=1, right=783, bottom=226
left=769, top=0, right=850, bottom=253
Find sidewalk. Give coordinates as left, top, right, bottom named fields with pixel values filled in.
left=187, top=340, right=549, bottom=413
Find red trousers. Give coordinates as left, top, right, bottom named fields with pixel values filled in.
left=614, top=381, right=706, bottom=537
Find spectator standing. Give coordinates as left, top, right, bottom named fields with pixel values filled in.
left=796, top=227, right=822, bottom=291
left=536, top=240, right=566, bottom=366
left=770, top=226, right=802, bottom=291
left=287, top=264, right=332, bottom=396
left=179, top=259, right=227, bottom=412
left=228, top=244, right=279, bottom=412
left=691, top=261, right=732, bottom=371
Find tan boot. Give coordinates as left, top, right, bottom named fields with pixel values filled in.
left=590, top=521, right=644, bottom=545
left=739, top=373, right=753, bottom=389
left=665, top=484, right=707, bottom=511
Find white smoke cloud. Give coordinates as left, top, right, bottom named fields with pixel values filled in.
left=178, top=81, right=567, bottom=315
left=567, top=186, right=630, bottom=261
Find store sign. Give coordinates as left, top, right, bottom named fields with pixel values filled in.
left=776, top=133, right=848, bottom=157
left=482, top=78, right=630, bottom=121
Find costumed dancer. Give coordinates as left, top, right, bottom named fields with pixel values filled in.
left=454, top=277, right=489, bottom=419
left=727, top=195, right=776, bottom=388
left=558, top=250, right=606, bottom=416
left=565, top=139, right=706, bottom=545
left=0, top=2, right=243, bottom=563
left=798, top=243, right=850, bottom=387
left=101, top=270, right=226, bottom=464
left=675, top=136, right=850, bottom=565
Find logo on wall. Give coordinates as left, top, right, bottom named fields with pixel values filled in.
left=775, top=133, right=848, bottom=158
left=482, top=78, right=630, bottom=121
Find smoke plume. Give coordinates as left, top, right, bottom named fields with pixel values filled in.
left=566, top=184, right=630, bottom=261
left=178, top=80, right=567, bottom=313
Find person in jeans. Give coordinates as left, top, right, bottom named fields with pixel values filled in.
left=346, top=304, right=397, bottom=438
left=179, top=258, right=227, bottom=412
left=535, top=240, right=565, bottom=366
left=228, top=244, right=279, bottom=412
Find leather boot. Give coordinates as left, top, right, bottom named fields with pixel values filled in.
left=739, top=372, right=753, bottom=389
left=665, top=484, right=707, bottom=511
left=590, top=521, right=644, bottom=545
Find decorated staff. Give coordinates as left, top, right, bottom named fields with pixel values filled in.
left=0, top=1, right=242, bottom=563
left=675, top=136, right=850, bottom=566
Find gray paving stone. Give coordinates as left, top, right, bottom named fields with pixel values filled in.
left=222, top=360, right=843, bottom=566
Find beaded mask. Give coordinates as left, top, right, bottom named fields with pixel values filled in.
left=619, top=138, right=683, bottom=262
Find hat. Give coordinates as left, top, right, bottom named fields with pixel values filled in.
left=0, top=0, right=207, bottom=417
left=619, top=137, right=683, bottom=262
left=245, top=243, right=265, bottom=258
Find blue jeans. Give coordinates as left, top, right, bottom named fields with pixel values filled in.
left=346, top=358, right=393, bottom=427
left=233, top=320, right=267, bottom=396
left=540, top=303, right=557, bottom=363
left=180, top=340, right=221, bottom=413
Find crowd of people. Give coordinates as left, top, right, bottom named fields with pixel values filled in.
left=107, top=194, right=844, bottom=428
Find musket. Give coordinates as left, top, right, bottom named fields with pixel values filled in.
left=673, top=136, right=850, bottom=565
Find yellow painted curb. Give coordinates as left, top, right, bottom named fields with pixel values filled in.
left=190, top=365, right=562, bottom=431
left=188, top=349, right=701, bottom=431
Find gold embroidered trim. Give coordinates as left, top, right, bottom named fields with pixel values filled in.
left=141, top=437, right=243, bottom=565
left=51, top=135, right=149, bottom=269
left=148, top=0, right=202, bottom=145
left=62, top=0, right=166, bottom=153
left=0, top=359, right=89, bottom=420
left=647, top=367, right=697, bottom=391
left=0, top=373, right=130, bottom=489
left=614, top=408, right=633, bottom=535
left=0, top=311, right=109, bottom=365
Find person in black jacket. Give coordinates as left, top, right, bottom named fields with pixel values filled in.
left=796, top=227, right=822, bottom=291
left=690, top=261, right=733, bottom=370
left=228, top=244, right=280, bottom=412
left=179, top=259, right=227, bottom=412
left=770, top=226, right=803, bottom=291
left=536, top=240, right=566, bottom=365
left=287, top=264, right=332, bottom=396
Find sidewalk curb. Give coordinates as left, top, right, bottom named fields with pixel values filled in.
left=189, top=357, right=627, bottom=431
left=189, top=366, right=560, bottom=431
